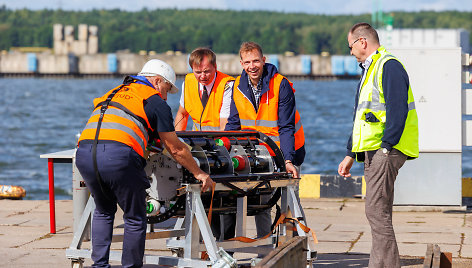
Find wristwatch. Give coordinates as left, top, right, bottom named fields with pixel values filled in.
left=382, top=147, right=390, bottom=155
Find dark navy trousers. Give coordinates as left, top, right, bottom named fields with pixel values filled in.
left=76, top=142, right=150, bottom=268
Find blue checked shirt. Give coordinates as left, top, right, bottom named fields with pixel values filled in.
left=248, top=75, right=263, bottom=110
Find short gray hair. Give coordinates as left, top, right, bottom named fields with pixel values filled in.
left=349, top=22, right=379, bottom=44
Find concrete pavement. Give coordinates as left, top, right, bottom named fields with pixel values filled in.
left=0, top=198, right=471, bottom=267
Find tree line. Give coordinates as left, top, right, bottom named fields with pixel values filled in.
left=0, top=6, right=470, bottom=55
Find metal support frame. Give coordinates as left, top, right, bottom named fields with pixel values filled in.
left=65, top=180, right=315, bottom=267
left=283, top=185, right=317, bottom=262
left=236, top=195, right=247, bottom=237
left=40, top=149, right=90, bottom=236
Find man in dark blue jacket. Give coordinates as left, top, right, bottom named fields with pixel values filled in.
left=226, top=41, right=305, bottom=239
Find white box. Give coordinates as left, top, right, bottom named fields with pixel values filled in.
left=386, top=48, right=463, bottom=205
left=463, top=89, right=472, bottom=115
left=464, top=121, right=472, bottom=147
left=379, top=29, right=469, bottom=52
left=389, top=48, right=463, bottom=153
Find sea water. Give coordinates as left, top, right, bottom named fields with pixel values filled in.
left=0, top=78, right=470, bottom=200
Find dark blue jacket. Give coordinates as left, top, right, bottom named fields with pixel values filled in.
left=225, top=63, right=305, bottom=166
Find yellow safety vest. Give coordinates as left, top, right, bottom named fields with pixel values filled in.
left=352, top=46, right=419, bottom=158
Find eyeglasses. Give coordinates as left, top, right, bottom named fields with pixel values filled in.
left=348, top=38, right=364, bottom=50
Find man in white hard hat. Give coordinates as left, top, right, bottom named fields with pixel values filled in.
left=76, top=59, right=214, bottom=268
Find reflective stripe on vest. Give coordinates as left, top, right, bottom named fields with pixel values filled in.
left=295, top=118, right=302, bottom=132
left=184, top=71, right=234, bottom=131
left=240, top=119, right=278, bottom=128
left=78, top=82, right=157, bottom=157
left=356, top=100, right=416, bottom=112
left=85, top=108, right=149, bottom=149
left=83, top=121, right=146, bottom=153
left=352, top=46, right=419, bottom=158
left=199, top=125, right=221, bottom=131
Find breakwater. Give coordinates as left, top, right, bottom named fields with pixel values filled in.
left=0, top=52, right=361, bottom=79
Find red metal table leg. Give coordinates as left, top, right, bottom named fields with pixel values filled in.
left=48, top=158, right=56, bottom=234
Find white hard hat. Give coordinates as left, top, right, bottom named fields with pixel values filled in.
left=138, top=59, right=179, bottom=94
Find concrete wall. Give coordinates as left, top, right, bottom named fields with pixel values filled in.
left=148, top=54, right=189, bottom=75
left=0, top=53, right=30, bottom=73
left=279, top=55, right=303, bottom=75
left=37, top=54, right=78, bottom=74
left=311, top=55, right=332, bottom=76
left=0, top=52, right=340, bottom=77
left=0, top=52, right=78, bottom=74
left=79, top=54, right=110, bottom=74
left=216, top=54, right=243, bottom=75
left=116, top=53, right=147, bottom=74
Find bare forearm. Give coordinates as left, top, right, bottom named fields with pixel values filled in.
left=175, top=106, right=189, bottom=131
left=169, top=145, right=203, bottom=176
left=174, top=115, right=188, bottom=131
left=169, top=144, right=214, bottom=191
left=159, top=131, right=213, bottom=191
left=219, top=118, right=228, bottom=131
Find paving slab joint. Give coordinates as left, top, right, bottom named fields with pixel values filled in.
left=347, top=231, right=364, bottom=253
left=459, top=233, right=465, bottom=258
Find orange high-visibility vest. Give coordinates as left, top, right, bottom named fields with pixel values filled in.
left=184, top=71, right=234, bottom=130
left=78, top=82, right=157, bottom=157
left=233, top=73, right=305, bottom=152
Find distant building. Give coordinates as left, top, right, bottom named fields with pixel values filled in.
left=53, top=24, right=98, bottom=55
left=378, top=28, right=470, bottom=53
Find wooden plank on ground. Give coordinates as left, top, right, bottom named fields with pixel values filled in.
left=423, top=243, right=433, bottom=268
left=432, top=244, right=441, bottom=268
left=255, top=236, right=307, bottom=268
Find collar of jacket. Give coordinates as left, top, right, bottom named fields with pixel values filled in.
left=358, top=48, right=383, bottom=70
left=123, top=75, right=156, bottom=89
left=239, top=63, right=279, bottom=101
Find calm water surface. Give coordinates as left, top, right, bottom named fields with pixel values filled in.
left=0, top=78, right=470, bottom=200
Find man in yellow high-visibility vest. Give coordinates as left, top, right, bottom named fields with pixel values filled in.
left=338, top=23, right=418, bottom=268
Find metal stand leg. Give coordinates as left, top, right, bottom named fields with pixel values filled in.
left=236, top=196, right=247, bottom=237
left=66, top=196, right=95, bottom=266
left=188, top=189, right=219, bottom=260
left=69, top=196, right=95, bottom=250
left=183, top=189, right=200, bottom=260
left=169, top=217, right=185, bottom=257
left=72, top=153, right=90, bottom=241
left=286, top=184, right=317, bottom=264
left=280, top=187, right=292, bottom=239
left=184, top=185, right=237, bottom=268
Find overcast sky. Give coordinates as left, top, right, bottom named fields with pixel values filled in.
left=0, top=0, right=471, bottom=15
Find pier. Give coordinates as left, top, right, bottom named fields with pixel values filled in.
left=1, top=198, right=471, bottom=267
